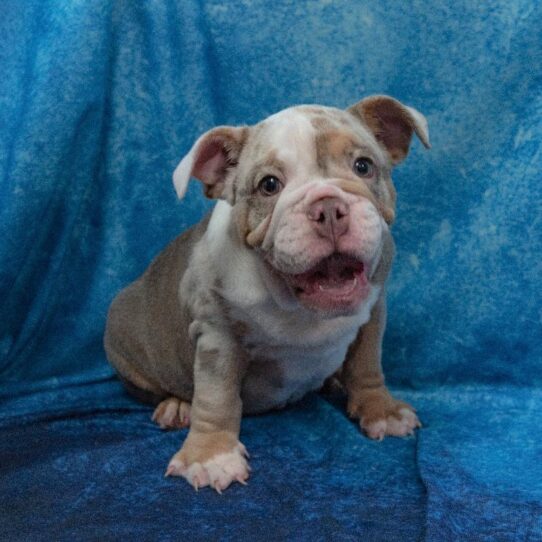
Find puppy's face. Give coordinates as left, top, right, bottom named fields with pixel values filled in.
left=174, top=96, right=429, bottom=315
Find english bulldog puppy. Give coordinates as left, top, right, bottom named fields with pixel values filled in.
left=104, top=95, right=430, bottom=492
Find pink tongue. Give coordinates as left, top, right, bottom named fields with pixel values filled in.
left=289, top=256, right=369, bottom=308
left=312, top=259, right=359, bottom=291
left=324, top=257, right=360, bottom=279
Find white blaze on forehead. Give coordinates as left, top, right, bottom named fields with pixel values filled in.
left=259, top=108, right=317, bottom=183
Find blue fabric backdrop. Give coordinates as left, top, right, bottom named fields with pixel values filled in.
left=1, top=1, right=541, bottom=540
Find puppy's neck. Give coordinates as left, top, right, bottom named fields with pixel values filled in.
left=205, top=201, right=278, bottom=310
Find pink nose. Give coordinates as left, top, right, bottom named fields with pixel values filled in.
left=307, top=197, right=350, bottom=241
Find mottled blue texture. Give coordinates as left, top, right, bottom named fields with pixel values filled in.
left=0, top=1, right=541, bottom=540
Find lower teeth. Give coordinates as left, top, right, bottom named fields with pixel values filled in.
left=318, top=277, right=358, bottom=293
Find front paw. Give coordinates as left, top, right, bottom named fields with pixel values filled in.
left=166, top=439, right=250, bottom=493
left=348, top=387, right=421, bottom=440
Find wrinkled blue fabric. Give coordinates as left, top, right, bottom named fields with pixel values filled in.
left=1, top=1, right=541, bottom=540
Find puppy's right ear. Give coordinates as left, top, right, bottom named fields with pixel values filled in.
left=173, top=126, right=248, bottom=200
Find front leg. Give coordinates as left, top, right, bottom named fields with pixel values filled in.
left=342, top=293, right=420, bottom=440
left=166, top=327, right=249, bottom=492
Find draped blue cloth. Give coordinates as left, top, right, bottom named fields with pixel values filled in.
left=1, top=1, right=541, bottom=540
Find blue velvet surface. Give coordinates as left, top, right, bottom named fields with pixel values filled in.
left=1, top=1, right=541, bottom=540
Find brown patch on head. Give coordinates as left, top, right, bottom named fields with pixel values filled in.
left=322, top=130, right=357, bottom=159
left=310, top=115, right=334, bottom=131
left=314, top=129, right=358, bottom=172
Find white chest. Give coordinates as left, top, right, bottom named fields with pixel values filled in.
left=235, top=288, right=379, bottom=413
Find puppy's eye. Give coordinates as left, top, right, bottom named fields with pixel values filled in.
left=258, top=175, right=283, bottom=196
left=353, top=157, right=375, bottom=178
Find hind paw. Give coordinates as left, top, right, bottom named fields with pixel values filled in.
left=152, top=397, right=191, bottom=430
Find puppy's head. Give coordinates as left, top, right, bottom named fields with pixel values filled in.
left=174, top=96, right=430, bottom=315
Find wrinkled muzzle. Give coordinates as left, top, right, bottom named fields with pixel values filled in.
left=261, top=181, right=385, bottom=313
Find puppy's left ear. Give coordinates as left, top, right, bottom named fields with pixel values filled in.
left=348, top=95, right=430, bottom=165
left=173, top=126, right=248, bottom=200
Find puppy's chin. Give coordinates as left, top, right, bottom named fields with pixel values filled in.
left=276, top=254, right=371, bottom=316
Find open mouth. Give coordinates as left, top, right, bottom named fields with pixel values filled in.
left=285, top=253, right=369, bottom=312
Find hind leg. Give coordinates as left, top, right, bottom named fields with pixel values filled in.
left=152, top=397, right=191, bottom=430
